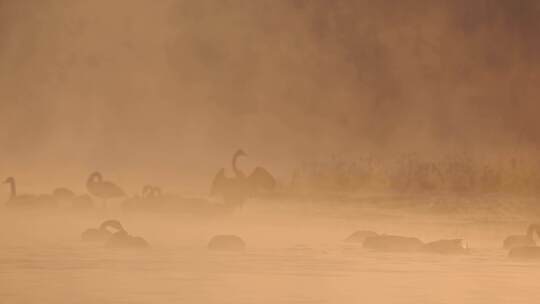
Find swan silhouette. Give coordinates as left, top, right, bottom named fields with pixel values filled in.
left=422, top=239, right=468, bottom=254
left=81, top=219, right=121, bottom=242
left=52, top=187, right=76, bottom=200
left=508, top=246, right=540, bottom=259
left=208, top=235, right=246, bottom=251
left=211, top=149, right=276, bottom=207
left=104, top=221, right=149, bottom=249
left=361, top=233, right=468, bottom=254
left=86, top=172, right=125, bottom=208
left=345, top=230, right=378, bottom=243
left=3, top=177, right=57, bottom=209
left=503, top=224, right=540, bottom=249
left=363, top=234, right=424, bottom=252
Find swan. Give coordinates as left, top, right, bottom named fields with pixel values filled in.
left=508, top=246, right=540, bottom=259
left=104, top=221, right=149, bottom=249
left=3, top=177, right=57, bottom=209
left=363, top=234, right=424, bottom=252
left=208, top=235, right=246, bottom=251
left=52, top=187, right=76, bottom=201
left=86, top=172, right=125, bottom=208
left=362, top=233, right=468, bottom=254
left=502, top=224, right=540, bottom=249
left=81, top=219, right=120, bottom=242
left=422, top=239, right=468, bottom=254
left=345, top=230, right=378, bottom=243
left=211, top=149, right=276, bottom=207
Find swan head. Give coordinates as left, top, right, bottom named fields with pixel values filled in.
left=99, top=219, right=124, bottom=232
left=3, top=177, right=14, bottom=184
left=88, top=172, right=103, bottom=182
left=234, top=149, right=247, bottom=158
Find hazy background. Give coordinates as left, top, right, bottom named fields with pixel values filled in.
left=1, top=0, right=539, bottom=192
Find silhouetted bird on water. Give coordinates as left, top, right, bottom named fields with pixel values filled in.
left=345, top=230, right=378, bottom=243
left=52, top=187, right=94, bottom=210
left=82, top=219, right=118, bottom=242
left=349, top=230, right=468, bottom=254
left=86, top=172, right=125, bottom=208
left=211, top=149, right=276, bottom=207
left=3, top=177, right=57, bottom=209
left=508, top=246, right=540, bottom=259
left=82, top=219, right=149, bottom=248
left=208, top=235, right=246, bottom=251
left=502, top=224, right=540, bottom=249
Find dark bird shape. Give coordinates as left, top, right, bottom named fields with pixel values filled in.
left=104, top=221, right=149, bottom=249
left=508, top=246, right=540, bottom=259
left=86, top=172, right=125, bottom=208
left=52, top=187, right=76, bottom=201
left=363, top=234, right=424, bottom=252
left=81, top=219, right=121, bottom=242
left=422, top=239, right=468, bottom=254
left=3, top=177, right=57, bottom=209
left=503, top=224, right=540, bottom=250
left=208, top=235, right=246, bottom=251
left=345, top=230, right=378, bottom=243
left=359, top=230, right=468, bottom=254
left=211, top=149, right=276, bottom=207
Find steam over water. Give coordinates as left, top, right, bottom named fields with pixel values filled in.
left=2, top=0, right=540, bottom=303
left=2, top=200, right=540, bottom=304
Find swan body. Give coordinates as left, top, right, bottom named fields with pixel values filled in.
left=211, top=149, right=276, bottom=207
left=503, top=224, right=540, bottom=249
left=81, top=219, right=122, bottom=242
left=345, top=230, right=378, bottom=243
left=363, top=235, right=424, bottom=252
left=52, top=187, right=76, bottom=201
left=508, top=246, right=540, bottom=259
left=208, top=235, right=246, bottom=251
left=82, top=219, right=148, bottom=248
left=105, top=230, right=149, bottom=249
left=4, top=177, right=57, bottom=209
left=86, top=172, right=125, bottom=200
left=422, top=239, right=468, bottom=254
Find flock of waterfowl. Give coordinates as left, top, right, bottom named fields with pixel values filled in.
left=343, top=224, right=540, bottom=259
left=3, top=150, right=540, bottom=258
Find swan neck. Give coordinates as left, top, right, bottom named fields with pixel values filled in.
left=232, top=153, right=243, bottom=177
left=8, top=179, right=16, bottom=199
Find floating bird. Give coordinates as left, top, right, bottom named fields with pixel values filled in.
left=104, top=220, right=149, bottom=249
left=86, top=172, right=125, bottom=208
left=361, top=232, right=468, bottom=254
left=363, top=234, right=424, bottom=252
left=81, top=219, right=120, bottom=242
left=345, top=230, right=378, bottom=243
left=208, top=235, right=246, bottom=251
left=502, top=224, right=540, bottom=250
left=508, top=246, right=540, bottom=259
left=422, top=239, right=468, bottom=254
left=3, top=177, right=57, bottom=209
left=211, top=149, right=276, bottom=207
left=52, top=187, right=76, bottom=201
